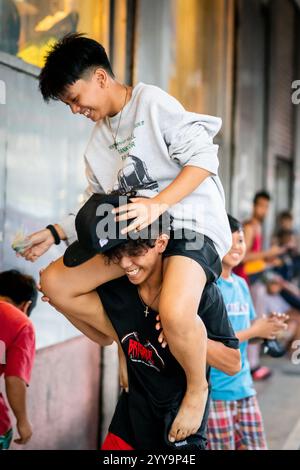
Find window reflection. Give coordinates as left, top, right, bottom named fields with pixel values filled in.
left=0, top=0, right=110, bottom=68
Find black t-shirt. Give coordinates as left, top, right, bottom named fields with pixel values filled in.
left=97, top=277, right=238, bottom=449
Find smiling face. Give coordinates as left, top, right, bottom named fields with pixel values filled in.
left=60, top=68, right=113, bottom=122
left=111, top=236, right=169, bottom=285
left=223, top=230, right=246, bottom=269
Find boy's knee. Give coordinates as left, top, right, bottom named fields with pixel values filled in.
left=159, top=299, right=199, bottom=336
left=159, top=300, right=206, bottom=336
left=40, top=260, right=64, bottom=301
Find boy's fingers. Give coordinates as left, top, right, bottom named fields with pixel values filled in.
left=134, top=221, right=149, bottom=232
left=112, top=203, right=137, bottom=214
left=121, top=219, right=143, bottom=235
left=115, top=210, right=138, bottom=222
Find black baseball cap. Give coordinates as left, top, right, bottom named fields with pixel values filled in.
left=63, top=193, right=136, bottom=267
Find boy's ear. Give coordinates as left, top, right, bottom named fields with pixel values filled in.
left=94, top=68, right=108, bottom=87
left=18, top=300, right=32, bottom=317
left=156, top=234, right=169, bottom=254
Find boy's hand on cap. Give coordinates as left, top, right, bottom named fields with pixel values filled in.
left=113, top=197, right=168, bottom=235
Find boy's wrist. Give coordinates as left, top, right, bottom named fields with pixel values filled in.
left=248, top=323, right=258, bottom=339
left=152, top=195, right=170, bottom=214
left=53, top=223, right=67, bottom=241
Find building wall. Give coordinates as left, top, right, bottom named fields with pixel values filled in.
left=6, top=336, right=101, bottom=450
left=0, top=54, right=93, bottom=349
left=232, top=0, right=267, bottom=220
left=232, top=0, right=299, bottom=241
left=265, top=0, right=296, bottom=238
left=293, top=10, right=300, bottom=229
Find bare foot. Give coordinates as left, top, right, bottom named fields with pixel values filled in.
left=168, top=386, right=208, bottom=442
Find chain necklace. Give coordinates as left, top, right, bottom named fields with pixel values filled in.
left=137, top=286, right=162, bottom=318
left=106, top=85, right=128, bottom=150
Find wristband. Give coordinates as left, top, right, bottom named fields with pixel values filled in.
left=46, top=224, right=61, bottom=245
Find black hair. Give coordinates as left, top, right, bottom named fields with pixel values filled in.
left=104, top=191, right=173, bottom=264
left=39, top=33, right=114, bottom=102
left=104, top=239, right=158, bottom=264
left=278, top=210, right=293, bottom=221
left=253, top=190, right=271, bottom=205
left=0, top=270, right=38, bottom=317
left=227, top=214, right=243, bottom=234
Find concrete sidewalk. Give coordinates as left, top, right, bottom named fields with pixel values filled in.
left=255, top=355, right=300, bottom=450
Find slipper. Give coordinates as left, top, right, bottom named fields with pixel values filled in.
left=251, top=366, right=272, bottom=381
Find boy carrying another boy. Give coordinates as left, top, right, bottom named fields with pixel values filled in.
left=20, top=34, right=232, bottom=442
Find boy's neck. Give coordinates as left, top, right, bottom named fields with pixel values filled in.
left=221, top=265, right=233, bottom=280
left=0, top=295, right=13, bottom=304
left=108, top=81, right=133, bottom=117
left=140, top=260, right=163, bottom=295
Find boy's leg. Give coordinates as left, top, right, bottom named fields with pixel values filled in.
left=159, top=255, right=208, bottom=442
left=207, top=400, right=235, bottom=450
left=236, top=396, right=268, bottom=450
left=40, top=254, right=124, bottom=327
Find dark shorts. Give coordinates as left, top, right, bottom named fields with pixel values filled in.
left=163, top=229, right=222, bottom=283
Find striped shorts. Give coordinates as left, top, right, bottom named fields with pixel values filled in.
left=206, top=395, right=267, bottom=450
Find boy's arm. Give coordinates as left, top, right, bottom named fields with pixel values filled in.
left=207, top=339, right=241, bottom=376
left=63, top=312, right=115, bottom=346
left=5, top=376, right=32, bottom=444
left=154, top=166, right=212, bottom=208
left=236, top=325, right=258, bottom=343
left=236, top=315, right=288, bottom=344
left=115, top=167, right=212, bottom=233
left=243, top=223, right=285, bottom=263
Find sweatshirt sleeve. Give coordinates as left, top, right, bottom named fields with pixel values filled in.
left=147, top=86, right=222, bottom=175
left=164, top=113, right=222, bottom=175
left=58, top=156, right=105, bottom=243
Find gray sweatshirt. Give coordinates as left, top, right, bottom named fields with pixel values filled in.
left=59, top=82, right=231, bottom=258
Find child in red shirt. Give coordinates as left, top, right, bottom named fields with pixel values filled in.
left=0, top=270, right=37, bottom=450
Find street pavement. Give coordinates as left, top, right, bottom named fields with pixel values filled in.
left=255, top=354, right=300, bottom=450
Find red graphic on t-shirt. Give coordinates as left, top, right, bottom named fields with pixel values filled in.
left=121, top=332, right=165, bottom=372
left=128, top=339, right=154, bottom=364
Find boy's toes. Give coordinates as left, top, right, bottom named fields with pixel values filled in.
left=176, top=429, right=188, bottom=442
left=168, top=422, right=179, bottom=443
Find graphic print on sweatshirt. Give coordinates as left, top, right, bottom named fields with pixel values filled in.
left=113, top=155, right=159, bottom=195
left=121, top=332, right=165, bottom=372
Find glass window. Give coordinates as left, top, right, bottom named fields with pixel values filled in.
left=168, top=0, right=232, bottom=116
left=135, top=0, right=233, bottom=115
left=0, top=0, right=110, bottom=68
